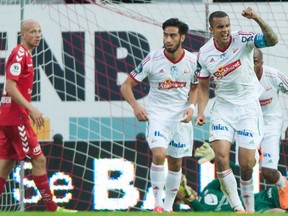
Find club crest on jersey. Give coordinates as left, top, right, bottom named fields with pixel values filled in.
left=220, top=53, right=226, bottom=59
left=158, top=79, right=186, bottom=90
left=10, top=63, right=21, bottom=76
left=214, top=59, right=241, bottom=80
left=170, top=66, right=178, bottom=79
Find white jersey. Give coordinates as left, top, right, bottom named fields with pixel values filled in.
left=129, top=48, right=198, bottom=121
left=258, top=65, right=288, bottom=123
left=197, top=31, right=263, bottom=104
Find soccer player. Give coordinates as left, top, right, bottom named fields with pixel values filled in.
left=174, top=142, right=286, bottom=213
left=180, top=181, right=286, bottom=213
left=0, top=19, right=76, bottom=212
left=195, top=7, right=278, bottom=212
left=253, top=48, right=288, bottom=209
left=120, top=18, right=198, bottom=212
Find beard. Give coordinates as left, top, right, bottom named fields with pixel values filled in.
left=164, top=40, right=181, bottom=54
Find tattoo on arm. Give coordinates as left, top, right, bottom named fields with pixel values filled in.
left=254, top=17, right=278, bottom=46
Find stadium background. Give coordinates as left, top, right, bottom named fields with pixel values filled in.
left=0, top=0, right=287, bottom=211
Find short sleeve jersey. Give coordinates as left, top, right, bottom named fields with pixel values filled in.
left=0, top=44, right=34, bottom=125
left=129, top=48, right=198, bottom=121
left=258, top=65, right=288, bottom=122
left=197, top=31, right=263, bottom=104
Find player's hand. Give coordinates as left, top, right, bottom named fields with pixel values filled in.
left=195, top=113, right=206, bottom=126
left=241, top=7, right=260, bottom=20
left=177, top=175, right=198, bottom=203
left=194, top=142, right=215, bottom=164
left=180, top=108, right=194, bottom=123
left=133, top=104, right=148, bottom=122
left=29, top=107, right=44, bottom=128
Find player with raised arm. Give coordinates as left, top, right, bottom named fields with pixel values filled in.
left=121, top=18, right=198, bottom=212
left=253, top=48, right=288, bottom=209
left=0, top=19, right=76, bottom=212
left=195, top=7, right=278, bottom=212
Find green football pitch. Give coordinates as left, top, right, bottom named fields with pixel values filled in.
left=0, top=211, right=282, bottom=216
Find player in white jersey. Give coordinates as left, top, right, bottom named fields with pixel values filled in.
left=121, top=18, right=198, bottom=212
left=254, top=48, right=288, bottom=210
left=195, top=7, right=278, bottom=213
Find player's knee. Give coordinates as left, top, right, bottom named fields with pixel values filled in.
left=261, top=168, right=279, bottom=183
left=239, top=159, right=255, bottom=171
left=152, top=152, right=166, bottom=164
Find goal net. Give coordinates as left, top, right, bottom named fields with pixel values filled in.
left=0, top=0, right=287, bottom=211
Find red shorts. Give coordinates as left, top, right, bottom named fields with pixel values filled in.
left=0, top=124, right=43, bottom=160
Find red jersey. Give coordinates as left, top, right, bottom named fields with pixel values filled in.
left=0, top=44, right=34, bottom=125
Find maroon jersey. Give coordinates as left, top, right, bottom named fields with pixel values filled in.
left=0, top=44, right=34, bottom=125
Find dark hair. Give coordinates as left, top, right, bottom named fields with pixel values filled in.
left=209, top=11, right=229, bottom=27
left=162, top=18, right=189, bottom=35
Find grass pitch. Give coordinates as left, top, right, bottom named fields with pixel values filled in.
left=0, top=211, right=283, bottom=216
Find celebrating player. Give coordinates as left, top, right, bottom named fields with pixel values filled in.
left=195, top=7, right=278, bottom=212
left=121, top=18, right=198, bottom=212
left=253, top=48, right=288, bottom=209
left=0, top=19, right=76, bottom=212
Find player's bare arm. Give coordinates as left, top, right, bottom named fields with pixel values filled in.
left=5, top=79, right=44, bottom=128
left=120, top=76, right=148, bottom=122
left=195, top=79, right=209, bottom=126
left=181, top=84, right=198, bottom=123
left=242, top=7, right=278, bottom=46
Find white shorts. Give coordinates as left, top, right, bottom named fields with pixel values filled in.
left=146, top=119, right=193, bottom=158
left=260, top=119, right=282, bottom=169
left=209, top=99, right=263, bottom=150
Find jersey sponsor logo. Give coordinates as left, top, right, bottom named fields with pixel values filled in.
left=214, top=59, right=241, bottom=80
left=241, top=35, right=254, bottom=43
left=168, top=140, right=186, bottom=148
left=259, top=98, right=272, bottom=106
left=237, top=129, right=253, bottom=137
left=0, top=96, right=11, bottom=103
left=33, top=145, right=42, bottom=155
left=27, top=63, right=33, bottom=67
left=10, top=63, right=21, bottom=76
left=158, top=79, right=187, bottom=90
left=211, top=124, right=228, bottom=131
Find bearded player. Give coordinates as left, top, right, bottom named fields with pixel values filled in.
left=121, top=18, right=198, bottom=212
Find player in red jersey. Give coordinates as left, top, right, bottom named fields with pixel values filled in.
left=0, top=19, right=76, bottom=212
